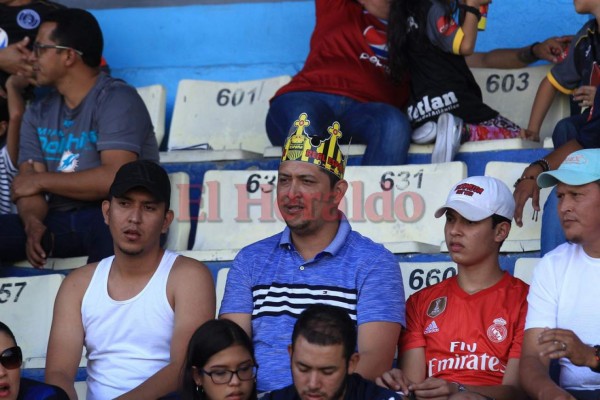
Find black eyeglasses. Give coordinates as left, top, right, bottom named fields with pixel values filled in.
left=33, top=42, right=83, bottom=57
left=0, top=346, right=22, bottom=370
left=202, top=364, right=258, bottom=384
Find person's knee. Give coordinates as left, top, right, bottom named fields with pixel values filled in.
left=357, top=106, right=411, bottom=165
left=266, top=100, right=295, bottom=146
left=266, top=93, right=335, bottom=145
left=375, top=108, right=411, bottom=148
left=552, top=118, right=576, bottom=148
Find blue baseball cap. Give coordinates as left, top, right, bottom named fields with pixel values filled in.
left=538, top=149, right=600, bottom=188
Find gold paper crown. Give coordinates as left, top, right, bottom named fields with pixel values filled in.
left=281, top=113, right=347, bottom=180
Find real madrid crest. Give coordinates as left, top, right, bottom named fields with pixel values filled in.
left=487, top=317, right=508, bottom=343
left=426, top=296, right=447, bottom=318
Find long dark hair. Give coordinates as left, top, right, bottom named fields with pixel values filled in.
left=181, top=319, right=257, bottom=400
left=387, top=0, right=458, bottom=82
left=0, top=321, right=17, bottom=345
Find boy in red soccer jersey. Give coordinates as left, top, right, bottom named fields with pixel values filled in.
left=376, top=176, right=528, bottom=400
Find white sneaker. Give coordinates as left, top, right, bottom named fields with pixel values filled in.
left=412, top=121, right=437, bottom=144
left=432, top=113, right=463, bottom=163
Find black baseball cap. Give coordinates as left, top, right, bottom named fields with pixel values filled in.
left=109, top=160, right=171, bottom=210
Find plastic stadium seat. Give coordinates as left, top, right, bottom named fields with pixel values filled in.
left=264, top=65, right=571, bottom=159
left=136, top=84, right=167, bottom=148
left=0, top=274, right=63, bottom=367
left=264, top=144, right=367, bottom=158
left=215, top=268, right=230, bottom=317
left=163, top=76, right=291, bottom=163
left=74, top=381, right=87, bottom=400
left=13, top=257, right=87, bottom=270
left=164, top=171, right=191, bottom=251
left=190, top=162, right=466, bottom=260
left=399, top=261, right=457, bottom=299
left=513, top=257, right=540, bottom=285
left=471, top=64, right=570, bottom=143
left=188, top=169, right=284, bottom=261
left=342, top=162, right=467, bottom=253
left=379, top=65, right=570, bottom=157
left=483, top=161, right=551, bottom=252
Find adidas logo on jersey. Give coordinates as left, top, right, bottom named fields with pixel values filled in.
left=424, top=321, right=439, bottom=334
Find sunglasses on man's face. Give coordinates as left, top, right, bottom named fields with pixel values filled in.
left=0, top=346, right=22, bottom=370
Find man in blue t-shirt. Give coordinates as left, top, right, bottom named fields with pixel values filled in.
left=220, top=112, right=405, bottom=392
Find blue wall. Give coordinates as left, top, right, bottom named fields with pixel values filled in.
left=90, top=0, right=588, bottom=136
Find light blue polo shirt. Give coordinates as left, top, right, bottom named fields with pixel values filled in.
left=220, top=215, right=405, bottom=392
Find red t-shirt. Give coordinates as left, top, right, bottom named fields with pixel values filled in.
left=400, top=272, right=528, bottom=386
left=273, top=0, right=409, bottom=109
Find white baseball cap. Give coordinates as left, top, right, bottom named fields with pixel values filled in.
left=435, top=176, right=515, bottom=221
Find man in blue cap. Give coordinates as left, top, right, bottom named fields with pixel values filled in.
left=520, top=149, right=600, bottom=399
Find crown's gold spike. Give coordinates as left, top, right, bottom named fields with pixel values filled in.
left=282, top=113, right=347, bottom=180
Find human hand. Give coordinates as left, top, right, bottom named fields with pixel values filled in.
left=23, top=218, right=50, bottom=268
left=375, top=368, right=412, bottom=397
left=519, top=128, right=539, bottom=142
left=572, top=85, right=597, bottom=109
left=11, top=159, right=43, bottom=201
left=538, top=327, right=597, bottom=367
left=513, top=165, right=543, bottom=227
left=408, top=377, right=457, bottom=399
left=0, top=37, right=33, bottom=76
left=533, top=36, right=571, bottom=63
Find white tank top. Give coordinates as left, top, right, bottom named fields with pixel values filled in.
left=81, top=250, right=178, bottom=400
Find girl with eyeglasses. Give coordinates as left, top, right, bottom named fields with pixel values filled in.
left=181, top=319, right=258, bottom=400
left=0, top=321, right=68, bottom=400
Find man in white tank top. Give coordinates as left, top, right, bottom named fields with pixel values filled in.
left=45, top=160, right=216, bottom=399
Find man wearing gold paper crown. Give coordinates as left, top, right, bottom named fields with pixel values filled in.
left=220, top=112, right=405, bottom=393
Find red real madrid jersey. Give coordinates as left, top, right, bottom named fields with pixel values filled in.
left=400, top=272, right=528, bottom=385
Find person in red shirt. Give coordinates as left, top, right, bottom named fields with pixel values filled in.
left=376, top=176, right=529, bottom=400
left=265, top=0, right=412, bottom=166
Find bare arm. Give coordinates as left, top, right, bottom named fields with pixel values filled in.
left=11, top=149, right=137, bottom=202
left=400, top=347, right=427, bottom=384
left=520, top=328, right=574, bottom=400
left=457, top=0, right=482, bottom=56
left=458, top=358, right=526, bottom=400
left=524, top=77, right=557, bottom=141
left=354, top=321, right=402, bottom=381
left=513, top=139, right=582, bottom=227
left=15, top=161, right=49, bottom=267
left=46, top=266, right=94, bottom=399
left=220, top=312, right=252, bottom=338
left=116, top=257, right=216, bottom=399
left=5, top=75, right=28, bottom=165
left=392, top=351, right=523, bottom=399
left=466, top=36, right=572, bottom=69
